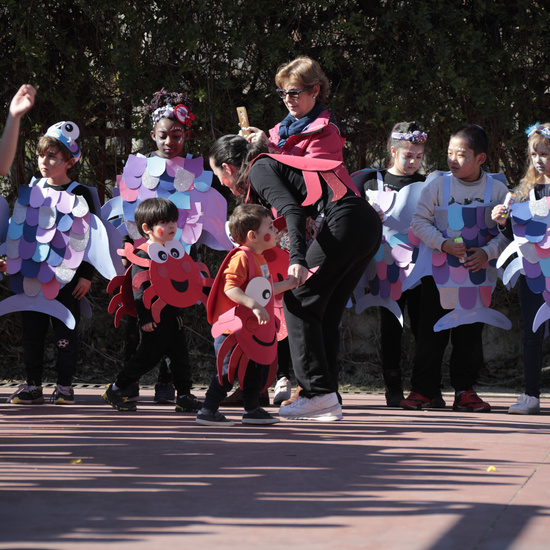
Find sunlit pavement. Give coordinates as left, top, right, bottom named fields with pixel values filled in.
left=0, top=386, right=549, bottom=550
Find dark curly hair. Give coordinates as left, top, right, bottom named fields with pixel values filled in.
left=144, top=88, right=194, bottom=128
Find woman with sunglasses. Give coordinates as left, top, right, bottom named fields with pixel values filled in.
left=225, top=57, right=347, bottom=409
left=243, top=56, right=345, bottom=162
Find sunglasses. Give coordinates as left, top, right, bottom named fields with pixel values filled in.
left=276, top=86, right=313, bottom=99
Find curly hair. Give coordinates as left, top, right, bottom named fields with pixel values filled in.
left=144, top=88, right=193, bottom=115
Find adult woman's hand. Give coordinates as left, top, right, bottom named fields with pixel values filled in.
left=288, top=263, right=309, bottom=287
left=240, top=126, right=270, bottom=147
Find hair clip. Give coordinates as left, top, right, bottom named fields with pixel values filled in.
left=391, top=130, right=428, bottom=143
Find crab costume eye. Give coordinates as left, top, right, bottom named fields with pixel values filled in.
left=167, top=241, right=185, bottom=260
left=148, top=242, right=169, bottom=263
left=245, top=277, right=272, bottom=307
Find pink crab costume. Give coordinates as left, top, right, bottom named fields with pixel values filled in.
left=402, top=172, right=511, bottom=331
left=0, top=123, right=124, bottom=329
left=208, top=246, right=279, bottom=392
left=351, top=170, right=430, bottom=324
left=107, top=240, right=213, bottom=327
left=497, top=192, right=550, bottom=331
left=102, top=153, right=232, bottom=252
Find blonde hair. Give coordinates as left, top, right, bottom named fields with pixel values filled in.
left=516, top=122, right=550, bottom=202
left=275, top=56, right=330, bottom=105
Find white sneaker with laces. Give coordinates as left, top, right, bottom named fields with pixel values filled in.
left=279, top=392, right=342, bottom=421
left=273, top=377, right=291, bottom=405
left=508, top=393, right=540, bottom=415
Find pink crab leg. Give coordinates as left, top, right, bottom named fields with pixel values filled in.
left=261, top=356, right=278, bottom=393
left=132, top=269, right=150, bottom=292
left=234, top=349, right=250, bottom=389
left=150, top=296, right=167, bottom=323
left=216, top=334, right=237, bottom=385
left=107, top=274, right=126, bottom=294
left=107, top=292, right=123, bottom=315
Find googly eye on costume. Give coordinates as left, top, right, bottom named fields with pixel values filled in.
left=245, top=277, right=273, bottom=307
left=166, top=240, right=185, bottom=259
left=148, top=242, right=169, bottom=263
left=45, top=121, right=81, bottom=162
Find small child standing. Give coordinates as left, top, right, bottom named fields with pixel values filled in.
left=122, top=88, right=197, bottom=405
left=103, top=197, right=202, bottom=412
left=492, top=123, right=550, bottom=414
left=402, top=124, right=508, bottom=412
left=197, top=204, right=296, bottom=426
left=8, top=122, right=95, bottom=405
left=357, top=121, right=428, bottom=406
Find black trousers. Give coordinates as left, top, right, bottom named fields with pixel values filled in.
left=283, top=196, right=382, bottom=397
left=380, top=285, right=422, bottom=374
left=22, top=283, right=81, bottom=387
left=116, top=315, right=192, bottom=395
left=411, top=276, right=484, bottom=397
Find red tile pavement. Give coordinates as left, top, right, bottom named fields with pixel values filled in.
left=0, top=387, right=549, bottom=550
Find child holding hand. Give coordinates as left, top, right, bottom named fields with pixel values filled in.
left=196, top=204, right=296, bottom=426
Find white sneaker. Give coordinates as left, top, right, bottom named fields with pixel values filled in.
left=279, top=392, right=342, bottom=421
left=508, top=393, right=540, bottom=415
left=273, top=377, right=291, bottom=405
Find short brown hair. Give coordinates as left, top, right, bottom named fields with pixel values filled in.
left=228, top=204, right=272, bottom=245
left=275, top=56, right=330, bottom=105
left=134, top=198, right=179, bottom=239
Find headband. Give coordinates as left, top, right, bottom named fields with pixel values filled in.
left=151, top=103, right=196, bottom=128
left=391, top=130, right=427, bottom=143
left=44, top=121, right=81, bottom=161
left=526, top=123, right=550, bottom=140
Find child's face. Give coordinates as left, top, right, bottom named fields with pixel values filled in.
left=37, top=147, right=74, bottom=185
left=251, top=216, right=277, bottom=251
left=530, top=143, right=550, bottom=180
left=151, top=118, right=186, bottom=159
left=390, top=142, right=424, bottom=176
left=447, top=137, right=486, bottom=182
left=143, top=219, right=178, bottom=245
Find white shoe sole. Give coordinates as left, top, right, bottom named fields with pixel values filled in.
left=280, top=403, right=343, bottom=421
left=508, top=407, right=540, bottom=415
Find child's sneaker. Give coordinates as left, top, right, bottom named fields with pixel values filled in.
left=273, top=377, right=292, bottom=405
left=196, top=409, right=234, bottom=426
left=51, top=384, right=75, bottom=405
left=400, top=391, right=432, bottom=410
left=154, top=382, right=175, bottom=404
left=453, top=389, right=491, bottom=412
left=175, top=393, right=202, bottom=412
left=102, top=383, right=137, bottom=411
left=7, top=384, right=44, bottom=404
left=508, top=393, right=540, bottom=415
left=242, top=407, right=280, bottom=425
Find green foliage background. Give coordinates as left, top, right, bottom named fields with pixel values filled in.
left=1, top=0, right=549, bottom=387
